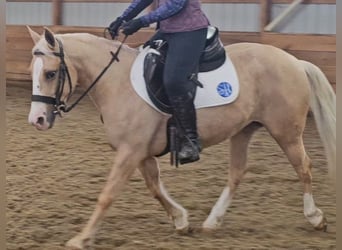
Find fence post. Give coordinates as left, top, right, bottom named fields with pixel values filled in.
left=260, top=0, right=271, bottom=32
left=52, top=0, right=63, bottom=25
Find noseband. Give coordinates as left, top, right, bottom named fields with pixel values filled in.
left=31, top=35, right=127, bottom=116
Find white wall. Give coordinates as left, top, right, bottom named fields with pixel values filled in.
left=6, top=2, right=336, bottom=34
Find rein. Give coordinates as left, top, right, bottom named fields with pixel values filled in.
left=31, top=35, right=128, bottom=116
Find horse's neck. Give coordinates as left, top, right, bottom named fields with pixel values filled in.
left=61, top=34, right=135, bottom=83
left=62, top=34, right=137, bottom=108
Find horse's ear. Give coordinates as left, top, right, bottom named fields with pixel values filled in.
left=43, top=27, right=56, bottom=49
left=27, top=26, right=41, bottom=44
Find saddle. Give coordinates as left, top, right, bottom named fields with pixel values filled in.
left=143, top=26, right=226, bottom=114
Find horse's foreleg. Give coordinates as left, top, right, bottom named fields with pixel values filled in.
left=138, top=157, right=189, bottom=231
left=66, top=148, right=140, bottom=250
left=203, top=124, right=258, bottom=230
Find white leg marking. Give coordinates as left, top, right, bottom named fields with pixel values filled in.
left=303, top=193, right=323, bottom=227
left=203, top=187, right=231, bottom=229
left=159, top=182, right=189, bottom=230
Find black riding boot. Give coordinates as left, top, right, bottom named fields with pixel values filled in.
left=170, top=94, right=202, bottom=164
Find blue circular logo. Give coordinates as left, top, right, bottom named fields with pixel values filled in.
left=217, top=82, right=232, bottom=98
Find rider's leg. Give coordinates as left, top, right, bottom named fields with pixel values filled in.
left=170, top=90, right=200, bottom=164
left=163, top=28, right=207, bottom=164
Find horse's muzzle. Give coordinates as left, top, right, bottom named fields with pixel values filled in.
left=28, top=102, right=56, bottom=131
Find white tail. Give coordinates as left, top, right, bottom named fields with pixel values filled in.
left=301, top=60, right=336, bottom=181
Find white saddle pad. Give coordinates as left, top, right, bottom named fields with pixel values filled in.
left=130, top=46, right=239, bottom=114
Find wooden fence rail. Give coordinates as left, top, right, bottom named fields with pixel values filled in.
left=6, top=25, right=336, bottom=91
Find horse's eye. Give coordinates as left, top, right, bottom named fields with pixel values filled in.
left=45, top=71, right=57, bottom=80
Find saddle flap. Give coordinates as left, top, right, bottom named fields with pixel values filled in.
left=143, top=49, right=161, bottom=85
left=143, top=48, right=173, bottom=114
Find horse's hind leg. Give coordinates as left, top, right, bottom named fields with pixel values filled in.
left=267, top=124, right=327, bottom=231
left=203, top=123, right=260, bottom=230
left=138, top=157, right=189, bottom=231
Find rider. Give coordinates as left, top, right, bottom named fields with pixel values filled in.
left=108, top=0, right=210, bottom=164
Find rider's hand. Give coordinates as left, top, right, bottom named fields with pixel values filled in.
left=121, top=18, right=145, bottom=36
left=108, top=17, right=123, bottom=39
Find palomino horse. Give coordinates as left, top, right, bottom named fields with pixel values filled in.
left=27, top=27, right=335, bottom=249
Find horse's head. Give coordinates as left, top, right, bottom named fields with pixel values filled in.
left=27, top=26, right=78, bottom=130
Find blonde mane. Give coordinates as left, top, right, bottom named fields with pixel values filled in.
left=56, top=33, right=138, bottom=55
left=31, top=32, right=138, bottom=59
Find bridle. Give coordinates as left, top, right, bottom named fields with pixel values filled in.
left=31, top=35, right=128, bottom=116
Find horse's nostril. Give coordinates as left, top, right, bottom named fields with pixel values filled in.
left=37, top=117, right=45, bottom=125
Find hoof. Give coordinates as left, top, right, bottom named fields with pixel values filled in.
left=202, top=219, right=221, bottom=232
left=175, top=225, right=195, bottom=236
left=202, top=216, right=223, bottom=231
left=65, top=242, right=83, bottom=250
left=202, top=226, right=215, bottom=232
left=201, top=226, right=219, bottom=234
left=66, top=235, right=93, bottom=250
left=314, top=217, right=328, bottom=232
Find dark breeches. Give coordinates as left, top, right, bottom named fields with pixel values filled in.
left=162, top=28, right=207, bottom=98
